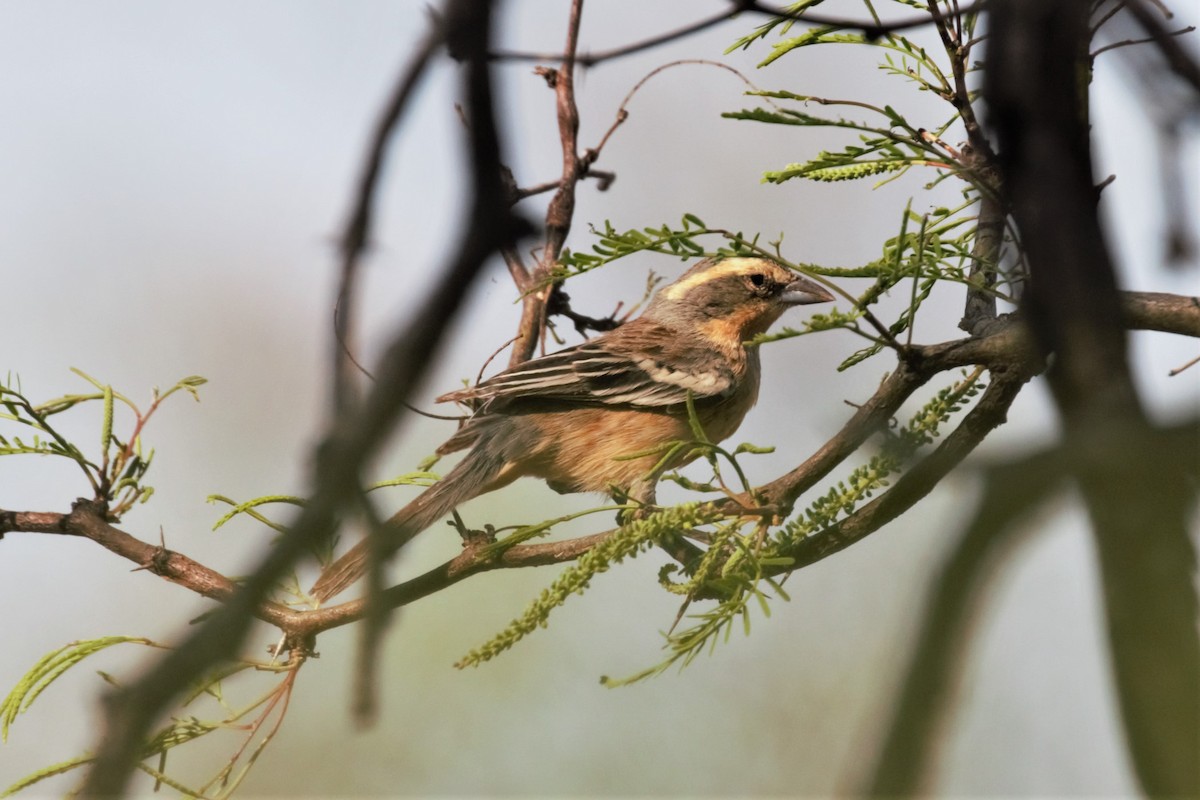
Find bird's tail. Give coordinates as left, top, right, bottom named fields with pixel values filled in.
left=309, top=444, right=506, bottom=602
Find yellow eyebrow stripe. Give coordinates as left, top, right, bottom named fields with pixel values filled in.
left=662, top=258, right=777, bottom=301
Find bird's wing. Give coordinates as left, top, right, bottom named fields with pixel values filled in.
left=437, top=322, right=735, bottom=411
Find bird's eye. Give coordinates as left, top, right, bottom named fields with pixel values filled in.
left=748, top=273, right=766, bottom=287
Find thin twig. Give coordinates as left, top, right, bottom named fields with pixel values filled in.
left=489, top=0, right=991, bottom=66
left=1123, top=0, right=1200, bottom=92
left=1168, top=352, right=1200, bottom=376
left=334, top=19, right=443, bottom=412
left=489, top=3, right=747, bottom=66
left=1091, top=0, right=1128, bottom=37
left=511, top=169, right=616, bottom=202
left=928, top=0, right=997, bottom=163
left=1092, top=25, right=1195, bottom=58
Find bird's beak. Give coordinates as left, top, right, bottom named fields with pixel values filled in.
left=781, top=275, right=835, bottom=305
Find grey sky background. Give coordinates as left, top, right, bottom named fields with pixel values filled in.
left=1, top=2, right=1196, bottom=796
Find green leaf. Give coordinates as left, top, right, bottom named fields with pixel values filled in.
left=100, top=383, right=113, bottom=451
left=207, top=494, right=307, bottom=532
left=1, top=754, right=94, bottom=797
left=1, top=637, right=158, bottom=741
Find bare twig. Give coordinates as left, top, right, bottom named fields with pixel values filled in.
left=546, top=289, right=623, bottom=336
left=1168, top=352, right=1200, bottom=376
left=489, top=0, right=991, bottom=66
left=928, top=0, right=998, bottom=164
left=1123, top=0, right=1200, bottom=92
left=511, top=169, right=616, bottom=202
left=0, top=501, right=301, bottom=629
left=489, top=3, right=745, bottom=67
left=1091, top=0, right=1129, bottom=38
left=509, top=58, right=773, bottom=358
left=508, top=0, right=586, bottom=367
left=335, top=18, right=442, bottom=412
left=501, top=244, right=533, bottom=293
left=755, top=0, right=990, bottom=39
left=1092, top=25, right=1196, bottom=57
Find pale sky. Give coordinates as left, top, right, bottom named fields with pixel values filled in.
left=1, top=2, right=1196, bottom=796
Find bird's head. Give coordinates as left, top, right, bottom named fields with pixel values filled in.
left=646, top=256, right=835, bottom=342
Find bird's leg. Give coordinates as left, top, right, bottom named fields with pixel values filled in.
left=613, top=477, right=658, bottom=525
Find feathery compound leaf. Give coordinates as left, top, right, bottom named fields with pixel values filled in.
left=455, top=503, right=722, bottom=669
left=207, top=494, right=308, bottom=532
left=1, top=755, right=94, bottom=798
left=603, top=520, right=788, bottom=687
left=725, top=0, right=828, bottom=53
left=770, top=159, right=911, bottom=183
left=1, top=637, right=160, bottom=741
left=778, top=369, right=986, bottom=545
left=100, top=384, right=113, bottom=451
left=556, top=217, right=774, bottom=278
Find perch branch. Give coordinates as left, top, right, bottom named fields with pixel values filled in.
left=5, top=293, right=1193, bottom=644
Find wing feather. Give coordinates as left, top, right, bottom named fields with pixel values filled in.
left=437, top=322, right=734, bottom=412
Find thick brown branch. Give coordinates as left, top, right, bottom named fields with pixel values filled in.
left=508, top=0, right=585, bottom=367
left=1, top=501, right=300, bottom=629
left=295, top=530, right=615, bottom=636
left=780, top=368, right=1032, bottom=570
left=1119, top=290, right=1200, bottom=335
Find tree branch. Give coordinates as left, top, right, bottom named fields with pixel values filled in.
left=0, top=500, right=301, bottom=630
left=927, top=0, right=998, bottom=165
left=5, top=294, right=1192, bottom=647
left=507, top=0, right=585, bottom=367
left=780, top=367, right=1032, bottom=570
